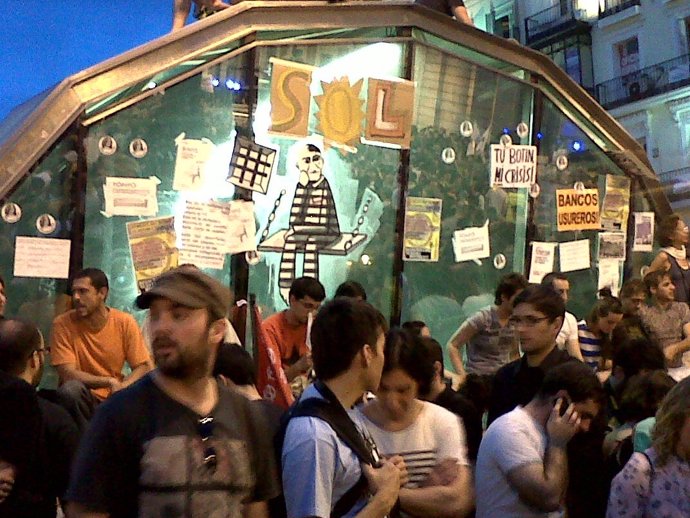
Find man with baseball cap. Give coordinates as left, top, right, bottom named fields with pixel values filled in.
left=66, top=267, right=280, bottom=518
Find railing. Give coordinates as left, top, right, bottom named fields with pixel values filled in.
left=599, top=0, right=641, bottom=20
left=524, top=1, right=588, bottom=43
left=595, top=53, right=690, bottom=109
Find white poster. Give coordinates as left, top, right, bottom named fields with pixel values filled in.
left=490, top=144, right=537, bottom=188
left=559, top=239, right=591, bottom=273
left=224, top=200, right=257, bottom=255
left=14, top=237, right=70, bottom=279
left=179, top=200, right=228, bottom=269
left=598, top=232, right=627, bottom=261
left=452, top=221, right=490, bottom=263
left=173, top=133, right=215, bottom=192
left=598, top=258, right=622, bottom=297
left=528, top=242, right=557, bottom=283
left=103, top=176, right=159, bottom=217
left=633, top=212, right=654, bottom=252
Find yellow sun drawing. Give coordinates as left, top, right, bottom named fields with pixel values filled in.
left=314, top=77, right=365, bottom=151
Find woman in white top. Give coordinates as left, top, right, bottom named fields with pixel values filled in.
left=357, top=329, right=474, bottom=518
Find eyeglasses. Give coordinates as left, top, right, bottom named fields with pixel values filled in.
left=198, top=416, right=217, bottom=473
left=508, top=315, right=551, bottom=327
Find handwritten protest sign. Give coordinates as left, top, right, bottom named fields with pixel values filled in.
left=490, top=144, right=537, bottom=188
left=556, top=188, right=600, bottom=231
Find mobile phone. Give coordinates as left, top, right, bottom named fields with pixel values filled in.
left=556, top=397, right=571, bottom=417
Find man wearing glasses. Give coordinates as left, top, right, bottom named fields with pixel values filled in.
left=66, top=268, right=280, bottom=518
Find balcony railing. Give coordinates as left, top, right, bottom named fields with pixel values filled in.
left=524, top=1, right=589, bottom=44
left=599, top=0, right=641, bottom=20
left=595, top=53, right=690, bottom=109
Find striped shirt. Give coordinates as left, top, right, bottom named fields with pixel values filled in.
left=577, top=321, right=601, bottom=370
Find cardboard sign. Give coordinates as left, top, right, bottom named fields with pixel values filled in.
left=490, top=144, right=537, bottom=188
left=556, top=188, right=600, bottom=231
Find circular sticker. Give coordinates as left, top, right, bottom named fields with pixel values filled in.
left=460, top=120, right=474, bottom=138
left=36, top=213, right=57, bottom=234
left=556, top=154, right=569, bottom=171
left=640, top=266, right=650, bottom=278
left=516, top=122, right=529, bottom=139
left=441, top=147, right=456, bottom=164
left=493, top=254, right=507, bottom=270
left=245, top=250, right=261, bottom=266
left=500, top=134, right=512, bottom=146
left=129, top=138, right=148, bottom=159
left=573, top=181, right=585, bottom=191
left=98, top=136, right=117, bottom=156
left=529, top=183, right=541, bottom=198
left=1, top=202, right=21, bottom=223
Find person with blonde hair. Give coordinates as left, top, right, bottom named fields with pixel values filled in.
left=606, top=376, right=690, bottom=517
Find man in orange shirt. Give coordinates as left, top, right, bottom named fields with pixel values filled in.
left=51, top=268, right=152, bottom=428
left=262, top=277, right=325, bottom=382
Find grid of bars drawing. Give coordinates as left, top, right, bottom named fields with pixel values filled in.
left=227, top=136, right=277, bottom=193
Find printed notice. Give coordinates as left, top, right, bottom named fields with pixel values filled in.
left=633, top=212, right=654, bottom=252
left=559, top=239, right=591, bottom=273
left=598, top=232, right=626, bottom=261
left=126, top=217, right=178, bottom=292
left=225, top=200, right=257, bottom=255
left=528, top=242, right=557, bottom=283
left=556, top=188, right=600, bottom=231
left=490, top=144, right=537, bottom=188
left=600, top=175, right=631, bottom=231
left=14, top=237, right=70, bottom=279
left=179, top=200, right=228, bottom=269
left=403, top=197, right=442, bottom=262
left=103, top=176, right=159, bottom=217
left=598, top=258, right=622, bottom=297
left=452, top=221, right=490, bottom=263
left=173, top=133, right=215, bottom=192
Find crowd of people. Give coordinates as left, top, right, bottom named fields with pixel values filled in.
left=0, top=216, right=690, bottom=518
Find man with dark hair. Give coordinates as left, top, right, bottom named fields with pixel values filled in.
left=0, top=318, right=79, bottom=517
left=488, top=284, right=574, bottom=424
left=334, top=280, right=367, bottom=301
left=476, top=362, right=603, bottom=518
left=640, top=270, right=690, bottom=376
left=50, top=268, right=152, bottom=426
left=612, top=279, right=649, bottom=348
left=263, top=276, right=326, bottom=382
left=541, top=272, right=582, bottom=360
left=66, top=267, right=280, bottom=518
left=281, top=297, right=401, bottom=518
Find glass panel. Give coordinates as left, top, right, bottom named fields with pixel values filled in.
left=402, top=44, right=534, bottom=367
left=250, top=41, right=406, bottom=319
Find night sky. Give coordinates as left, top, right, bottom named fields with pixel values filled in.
left=0, top=1, right=175, bottom=122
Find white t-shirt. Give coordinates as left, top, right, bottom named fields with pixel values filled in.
left=356, top=401, right=469, bottom=488
left=555, top=311, right=578, bottom=350
left=475, top=407, right=561, bottom=518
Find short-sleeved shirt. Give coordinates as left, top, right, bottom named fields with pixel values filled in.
left=262, top=311, right=307, bottom=367
left=555, top=312, right=578, bottom=350
left=281, top=384, right=373, bottom=518
left=51, top=308, right=151, bottom=400
left=639, top=302, right=690, bottom=368
left=460, top=306, right=518, bottom=375
left=356, top=401, right=469, bottom=488
left=66, top=374, right=280, bottom=517
left=415, top=0, right=465, bottom=17
left=475, top=407, right=561, bottom=518
left=578, top=320, right=602, bottom=370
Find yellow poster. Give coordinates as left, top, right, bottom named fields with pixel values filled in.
left=269, top=58, right=315, bottom=138
left=364, top=78, right=415, bottom=149
left=556, top=189, right=600, bottom=231
left=126, top=216, right=179, bottom=292
left=403, top=197, right=442, bottom=262
left=600, top=175, right=631, bottom=231
left=315, top=77, right=365, bottom=151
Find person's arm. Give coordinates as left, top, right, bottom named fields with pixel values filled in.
left=243, top=501, right=269, bottom=518
left=54, top=364, right=119, bottom=391
left=172, top=0, right=192, bottom=31
left=605, top=453, right=651, bottom=518
left=284, top=353, right=312, bottom=382
left=120, top=363, right=151, bottom=390
left=355, top=461, right=401, bottom=518
left=399, top=463, right=473, bottom=517
left=665, top=321, right=690, bottom=362
left=65, top=503, right=109, bottom=518
left=122, top=317, right=154, bottom=389
left=647, top=252, right=670, bottom=274
left=452, top=5, right=473, bottom=25
left=565, top=336, right=584, bottom=362
left=506, top=400, right=580, bottom=512
left=448, top=322, right=478, bottom=380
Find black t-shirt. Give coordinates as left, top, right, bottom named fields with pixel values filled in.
left=415, top=0, right=465, bottom=17
left=66, top=374, right=281, bottom=517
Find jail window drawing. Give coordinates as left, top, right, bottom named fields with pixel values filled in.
left=227, top=136, right=278, bottom=194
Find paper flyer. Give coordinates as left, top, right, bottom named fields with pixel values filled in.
left=559, top=239, right=590, bottom=273
left=528, top=242, right=557, bottom=283
left=598, top=258, right=622, bottom=297
left=179, top=200, right=229, bottom=270
left=224, top=200, right=257, bottom=255
left=452, top=221, right=490, bottom=263
left=633, top=212, right=654, bottom=252
left=364, top=78, right=415, bottom=149
left=126, top=217, right=179, bottom=292
left=556, top=189, right=600, bottom=231
left=600, top=175, right=631, bottom=232
left=173, top=134, right=215, bottom=192
left=490, top=144, right=537, bottom=188
left=403, top=197, right=442, bottom=262
left=13, top=237, right=70, bottom=279
left=598, top=231, right=626, bottom=261
left=103, top=176, right=159, bottom=217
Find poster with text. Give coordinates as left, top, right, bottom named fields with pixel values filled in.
left=559, top=239, right=591, bottom=272
left=403, top=197, right=442, bottom=262
left=598, top=258, right=622, bottom=297
left=452, top=221, right=490, bottom=263
left=364, top=78, right=415, bottom=149
left=598, top=232, right=626, bottom=261
left=528, top=242, right=557, bottom=283
left=269, top=58, right=315, bottom=139
left=556, top=188, right=600, bottom=231
left=490, top=144, right=537, bottom=188
left=173, top=134, right=215, bottom=192
left=179, top=200, right=230, bottom=270
left=633, top=212, right=654, bottom=252
left=600, top=175, right=631, bottom=231
left=126, top=216, right=179, bottom=292
left=14, top=237, right=70, bottom=279
left=103, top=176, right=159, bottom=217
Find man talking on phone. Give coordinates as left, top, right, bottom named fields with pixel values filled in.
left=475, top=361, right=603, bottom=517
